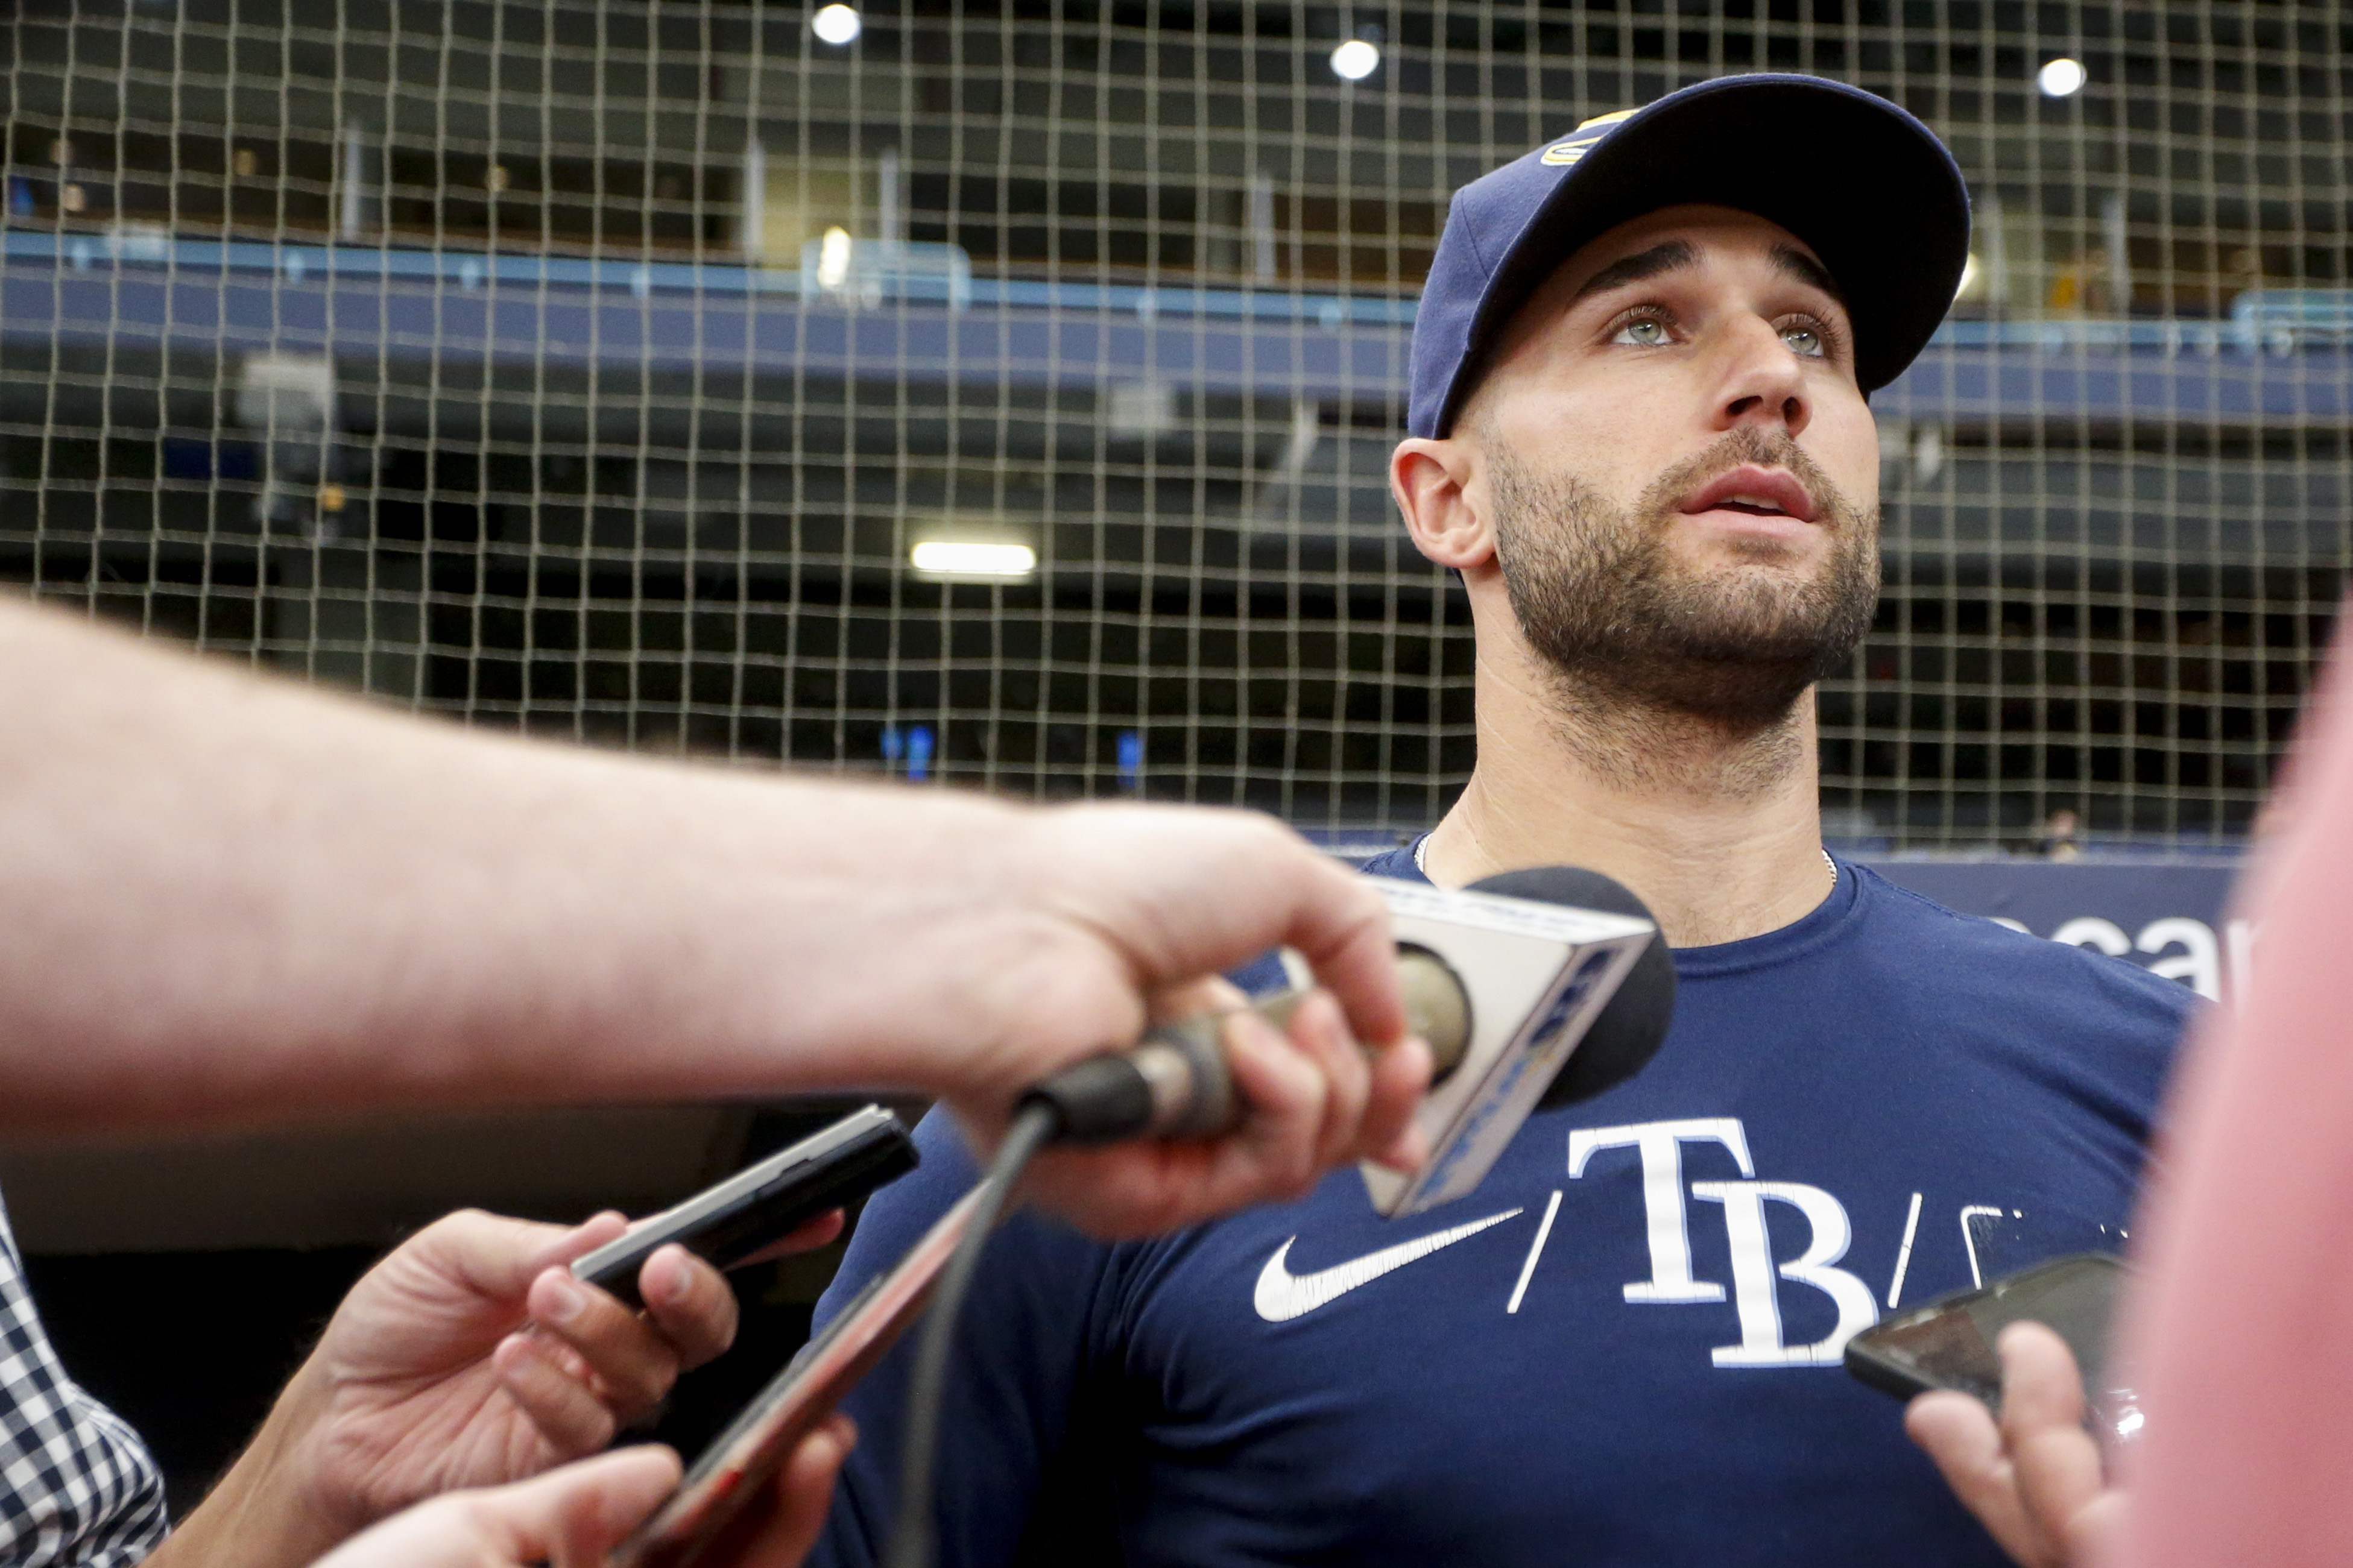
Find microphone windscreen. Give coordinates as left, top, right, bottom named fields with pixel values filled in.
left=1464, top=866, right=1675, bottom=1109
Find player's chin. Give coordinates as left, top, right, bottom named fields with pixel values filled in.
left=1669, top=529, right=1831, bottom=579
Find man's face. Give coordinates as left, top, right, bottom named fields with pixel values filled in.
left=1453, top=206, right=1881, bottom=728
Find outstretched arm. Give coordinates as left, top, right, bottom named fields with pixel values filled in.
left=0, top=597, right=1426, bottom=1232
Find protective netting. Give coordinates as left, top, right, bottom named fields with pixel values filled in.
left=2, top=1, right=2345, bottom=849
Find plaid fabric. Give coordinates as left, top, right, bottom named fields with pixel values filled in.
left=0, top=1199, right=166, bottom=1567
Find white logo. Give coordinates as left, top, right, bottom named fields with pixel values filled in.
left=1253, top=1207, right=1523, bottom=1323
left=1691, top=1180, right=1879, bottom=1365
left=1569, top=1118, right=1877, bottom=1367
left=1568, top=1118, right=1755, bottom=1303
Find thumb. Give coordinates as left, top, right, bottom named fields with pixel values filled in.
left=478, top=1446, right=683, bottom=1566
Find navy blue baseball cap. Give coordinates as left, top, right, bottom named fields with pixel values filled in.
left=1407, top=74, right=1970, bottom=439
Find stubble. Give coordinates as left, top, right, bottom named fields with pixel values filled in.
left=1486, top=426, right=1880, bottom=789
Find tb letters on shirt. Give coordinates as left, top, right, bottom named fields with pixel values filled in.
left=1557, top=1117, right=1878, bottom=1367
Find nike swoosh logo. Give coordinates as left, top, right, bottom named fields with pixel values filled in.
left=1252, top=1207, right=1524, bottom=1323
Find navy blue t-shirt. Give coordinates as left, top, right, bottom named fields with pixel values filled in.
left=810, top=854, right=2193, bottom=1567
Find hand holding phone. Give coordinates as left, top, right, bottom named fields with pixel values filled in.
left=573, top=1106, right=919, bottom=1309
left=1845, top=1252, right=2138, bottom=1447
left=1877, top=1265, right=2135, bottom=1568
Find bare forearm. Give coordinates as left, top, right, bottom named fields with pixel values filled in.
left=145, top=1359, right=346, bottom=1568
left=0, top=598, right=1055, bottom=1132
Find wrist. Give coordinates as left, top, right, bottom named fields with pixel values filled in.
left=162, top=1357, right=359, bottom=1568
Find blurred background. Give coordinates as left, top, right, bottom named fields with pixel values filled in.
left=1, top=0, right=2343, bottom=1513
left=7, top=0, right=2344, bottom=852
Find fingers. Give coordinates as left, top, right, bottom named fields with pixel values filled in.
left=1008, top=975, right=1436, bottom=1238
left=635, top=1244, right=741, bottom=1370
left=1996, top=1323, right=2111, bottom=1560
left=731, top=1209, right=847, bottom=1270
left=1300, top=981, right=1429, bottom=1175
left=532, top=1447, right=683, bottom=1568
left=513, top=1268, right=684, bottom=1431
left=2068, top=1488, right=2129, bottom=1564
left=1903, top=1325, right=2118, bottom=1568
left=502, top=1246, right=739, bottom=1451
left=493, top=1329, right=623, bottom=1455
left=720, top=1415, right=858, bottom=1568
left=1012, top=998, right=1353, bottom=1237
left=309, top=1447, right=681, bottom=1568
left=1205, top=987, right=1427, bottom=1203
left=1279, top=990, right=1370, bottom=1174
left=1362, top=1028, right=1433, bottom=1174
left=1026, top=802, right=1412, bottom=1060
left=1218, top=1001, right=1338, bottom=1200
left=1994, top=1321, right=2087, bottom=1432
left=383, top=1209, right=628, bottom=1321
left=1243, top=831, right=1412, bottom=1054
left=1906, top=1390, right=2042, bottom=1563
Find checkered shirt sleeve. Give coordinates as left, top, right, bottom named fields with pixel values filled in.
left=0, top=1198, right=167, bottom=1567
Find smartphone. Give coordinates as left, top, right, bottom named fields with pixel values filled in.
left=1844, top=1252, right=2141, bottom=1445
left=572, top=1105, right=918, bottom=1308
left=609, top=1181, right=985, bottom=1568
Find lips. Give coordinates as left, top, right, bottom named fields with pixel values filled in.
left=1677, top=465, right=1819, bottom=525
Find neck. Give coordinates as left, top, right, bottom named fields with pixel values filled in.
left=1422, top=624, right=1833, bottom=948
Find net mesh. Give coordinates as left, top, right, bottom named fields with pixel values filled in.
left=3, top=0, right=2345, bottom=851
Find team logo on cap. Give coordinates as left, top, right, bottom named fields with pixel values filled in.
left=1540, top=107, right=1637, bottom=166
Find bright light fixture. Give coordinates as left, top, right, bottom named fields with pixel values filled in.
left=1330, top=39, right=1380, bottom=80
left=2038, top=57, right=2086, bottom=97
left=812, top=4, right=862, bottom=45
left=911, top=541, right=1038, bottom=581
left=1955, top=252, right=1981, bottom=299
left=816, top=226, right=853, bottom=288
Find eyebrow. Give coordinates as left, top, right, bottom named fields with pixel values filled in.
left=1564, top=238, right=1849, bottom=307
left=1567, top=239, right=1698, bottom=305
left=1770, top=244, right=1847, bottom=304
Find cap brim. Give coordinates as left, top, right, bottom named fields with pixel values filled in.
left=1442, top=76, right=1968, bottom=433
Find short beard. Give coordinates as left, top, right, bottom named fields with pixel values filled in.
left=1488, top=426, right=1880, bottom=737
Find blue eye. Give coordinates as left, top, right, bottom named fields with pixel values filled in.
left=1614, top=318, right=1671, bottom=347
left=1782, top=324, right=1825, bottom=357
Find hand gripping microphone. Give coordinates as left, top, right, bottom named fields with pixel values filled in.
left=885, top=867, right=1678, bottom=1568
left=1021, top=866, right=1678, bottom=1217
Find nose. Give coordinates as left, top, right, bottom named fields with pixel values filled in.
left=1711, top=316, right=1812, bottom=440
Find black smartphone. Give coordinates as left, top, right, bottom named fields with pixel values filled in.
left=572, top=1104, right=918, bottom=1308
left=1844, top=1252, right=2139, bottom=1443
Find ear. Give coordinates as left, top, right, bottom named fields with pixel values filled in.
left=1391, top=438, right=1495, bottom=570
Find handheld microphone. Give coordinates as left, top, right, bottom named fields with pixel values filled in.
left=1020, top=867, right=1676, bottom=1217
left=1473, top=866, right=1678, bottom=1115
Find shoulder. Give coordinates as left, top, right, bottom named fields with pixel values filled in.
left=1855, top=866, right=2197, bottom=1015
left=1845, top=864, right=2200, bottom=1106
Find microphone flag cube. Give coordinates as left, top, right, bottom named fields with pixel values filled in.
left=1360, top=881, right=1653, bottom=1218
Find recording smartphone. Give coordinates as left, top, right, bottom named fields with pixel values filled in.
left=1844, top=1252, right=2141, bottom=1445
left=610, top=1182, right=984, bottom=1568
left=572, top=1105, right=918, bottom=1308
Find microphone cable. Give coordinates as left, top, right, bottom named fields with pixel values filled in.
left=880, top=1098, right=1060, bottom=1568
left=880, top=992, right=1300, bottom=1568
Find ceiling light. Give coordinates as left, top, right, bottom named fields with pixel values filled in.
left=911, top=541, right=1037, bottom=581
left=2038, top=57, right=2086, bottom=97
left=816, top=226, right=853, bottom=288
left=812, top=4, right=862, bottom=45
left=1330, top=39, right=1380, bottom=81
